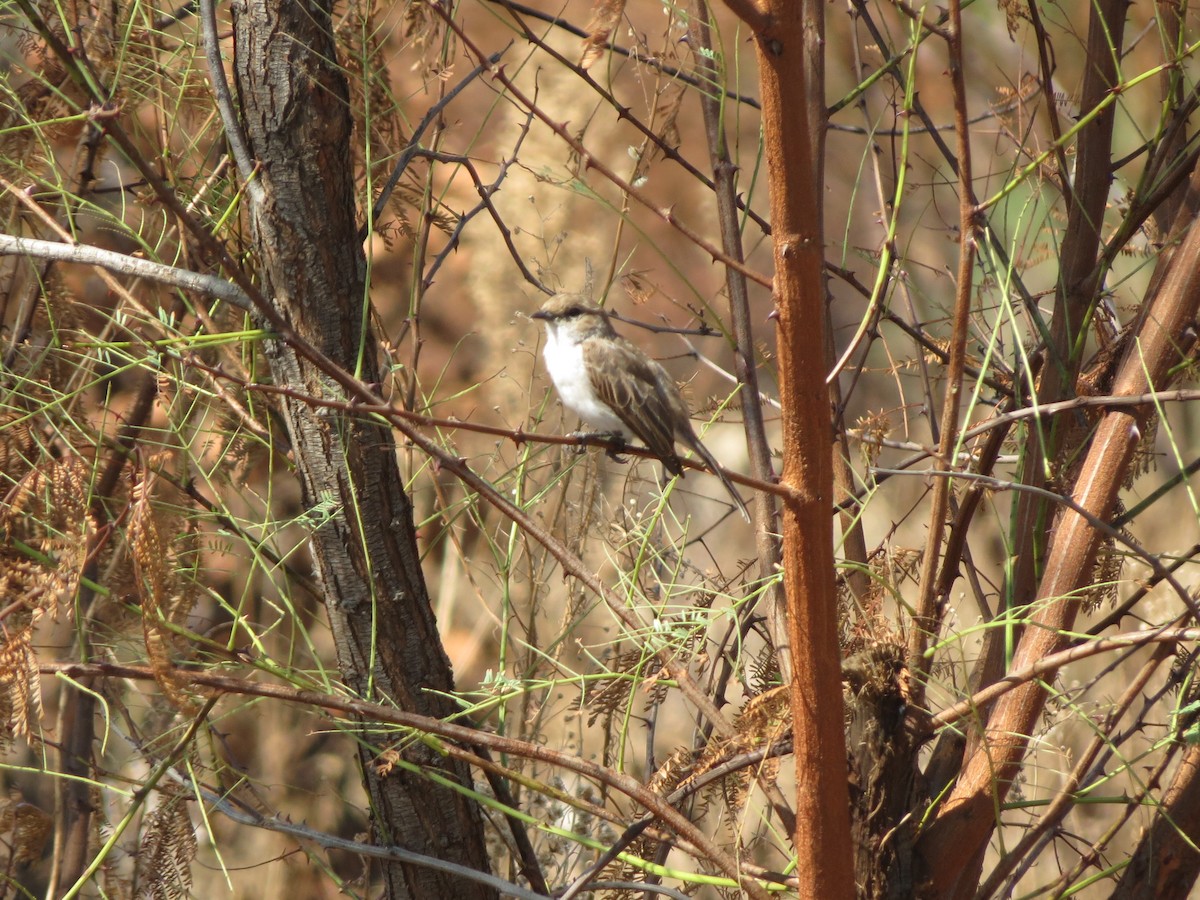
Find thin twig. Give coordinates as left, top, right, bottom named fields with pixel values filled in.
left=360, top=46, right=509, bottom=242
left=489, top=0, right=762, bottom=109
left=679, top=336, right=781, bottom=410
left=493, top=0, right=773, bottom=236
left=173, top=768, right=551, bottom=900
left=153, top=0, right=195, bottom=29
left=13, top=0, right=267, bottom=312
left=179, top=349, right=793, bottom=498
left=929, top=627, right=1200, bottom=732
left=874, top=467, right=1200, bottom=618
left=199, top=0, right=265, bottom=206
left=155, top=361, right=768, bottom=890
left=973, top=639, right=1175, bottom=898
left=60, top=697, right=220, bottom=900
left=42, top=661, right=782, bottom=898
left=906, top=0, right=980, bottom=705
left=559, top=735, right=793, bottom=899
left=679, top=12, right=796, bottom=853
left=415, top=114, right=548, bottom=294
left=428, top=5, right=774, bottom=291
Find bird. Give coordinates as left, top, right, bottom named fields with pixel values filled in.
left=531, top=293, right=751, bottom=522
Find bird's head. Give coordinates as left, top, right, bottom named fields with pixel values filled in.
left=531, top=294, right=615, bottom=339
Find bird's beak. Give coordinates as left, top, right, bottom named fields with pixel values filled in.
left=530, top=310, right=550, bottom=321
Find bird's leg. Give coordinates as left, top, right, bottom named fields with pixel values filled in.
left=567, top=430, right=629, bottom=463
left=603, top=435, right=630, bottom=465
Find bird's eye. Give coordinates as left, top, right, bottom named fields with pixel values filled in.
left=564, top=306, right=584, bottom=318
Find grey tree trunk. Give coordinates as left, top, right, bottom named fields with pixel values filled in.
left=230, top=0, right=495, bottom=895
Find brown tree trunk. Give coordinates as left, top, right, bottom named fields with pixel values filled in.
left=726, top=1, right=856, bottom=897
left=916, top=177, right=1200, bottom=900
left=1112, top=742, right=1200, bottom=899
left=965, top=0, right=1129, bottom=774
left=230, top=1, right=494, bottom=896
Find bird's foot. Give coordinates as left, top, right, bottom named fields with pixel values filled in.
left=604, top=438, right=630, bottom=465
left=567, top=431, right=629, bottom=463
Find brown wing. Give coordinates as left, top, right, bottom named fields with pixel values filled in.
left=583, top=336, right=686, bottom=476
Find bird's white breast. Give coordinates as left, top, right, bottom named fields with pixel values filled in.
left=541, top=326, right=628, bottom=435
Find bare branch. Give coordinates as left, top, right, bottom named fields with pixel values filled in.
left=0, top=234, right=252, bottom=310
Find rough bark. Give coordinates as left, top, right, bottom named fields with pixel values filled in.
left=845, top=647, right=923, bottom=899
left=230, top=0, right=494, bottom=896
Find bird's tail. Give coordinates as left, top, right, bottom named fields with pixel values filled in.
left=684, top=436, right=751, bottom=523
